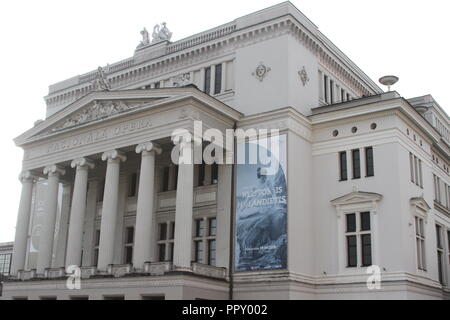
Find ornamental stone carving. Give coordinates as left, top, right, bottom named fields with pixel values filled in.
left=252, top=62, right=271, bottom=82
left=298, top=66, right=310, bottom=86
left=18, top=170, right=35, bottom=183
left=71, top=157, right=95, bottom=169
left=173, top=73, right=191, bottom=87
left=137, top=27, right=150, bottom=48
left=101, top=149, right=127, bottom=162
left=92, top=66, right=110, bottom=91
left=43, top=164, right=66, bottom=177
left=52, top=100, right=141, bottom=132
left=152, top=22, right=173, bottom=44
left=135, top=142, right=162, bottom=155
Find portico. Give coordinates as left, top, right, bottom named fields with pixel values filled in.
left=11, top=87, right=241, bottom=280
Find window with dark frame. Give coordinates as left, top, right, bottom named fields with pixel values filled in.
left=352, top=149, right=361, bottom=179
left=214, top=64, right=222, bottom=94
left=157, top=222, right=174, bottom=262
left=436, top=225, right=445, bottom=285
left=124, top=226, right=134, bottom=264
left=324, top=75, right=328, bottom=103
left=415, top=216, right=426, bottom=271
left=365, top=147, right=374, bottom=177
left=128, top=172, right=138, bottom=197
left=339, top=151, right=347, bottom=181
left=204, top=67, right=211, bottom=94
left=93, top=229, right=100, bottom=267
left=330, top=80, right=334, bottom=104
left=193, top=217, right=217, bottom=266
left=345, top=212, right=372, bottom=268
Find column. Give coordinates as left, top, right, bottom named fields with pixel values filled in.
left=173, top=141, right=194, bottom=270
left=133, top=142, right=161, bottom=269
left=65, top=158, right=94, bottom=267
left=97, top=150, right=126, bottom=270
left=81, top=179, right=99, bottom=267
left=10, top=171, right=35, bottom=275
left=215, top=164, right=232, bottom=269
left=37, top=165, right=66, bottom=274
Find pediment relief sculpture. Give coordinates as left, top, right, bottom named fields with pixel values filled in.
left=49, top=100, right=144, bottom=133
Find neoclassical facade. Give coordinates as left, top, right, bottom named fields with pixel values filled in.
left=2, top=2, right=449, bottom=300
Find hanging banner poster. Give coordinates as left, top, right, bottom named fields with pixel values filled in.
left=235, top=134, right=287, bottom=272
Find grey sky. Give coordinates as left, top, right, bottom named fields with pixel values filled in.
left=0, top=0, right=448, bottom=242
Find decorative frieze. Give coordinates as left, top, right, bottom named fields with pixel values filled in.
left=252, top=62, right=271, bottom=82
left=108, top=264, right=133, bottom=278
left=51, top=100, right=143, bottom=133
left=143, top=262, right=173, bottom=275
left=44, top=267, right=65, bottom=279
left=191, top=263, right=227, bottom=279
left=298, top=66, right=310, bottom=86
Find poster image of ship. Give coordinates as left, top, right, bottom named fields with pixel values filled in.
left=235, top=134, right=287, bottom=272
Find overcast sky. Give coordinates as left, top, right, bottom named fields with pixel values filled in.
left=0, top=0, right=448, bottom=242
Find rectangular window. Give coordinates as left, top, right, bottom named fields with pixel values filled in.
left=158, top=243, right=166, bottom=262
left=352, top=149, right=361, bottom=179
left=415, top=217, right=426, bottom=270
left=157, top=222, right=174, bottom=262
left=214, top=64, right=222, bottom=94
left=346, top=214, right=356, bottom=233
left=169, top=222, right=175, bottom=240
left=124, top=226, right=134, bottom=264
left=436, top=225, right=444, bottom=284
left=341, top=89, right=345, bottom=102
left=209, top=218, right=217, bottom=237
left=346, top=93, right=351, bottom=101
left=346, top=236, right=357, bottom=267
left=196, top=219, right=205, bottom=237
left=345, top=212, right=372, bottom=268
left=418, top=159, right=423, bottom=188
left=361, top=234, right=372, bottom=267
left=360, top=212, right=371, bottom=231
left=128, top=172, right=138, bottom=197
left=162, top=167, right=170, bottom=192
left=195, top=241, right=204, bottom=263
left=208, top=240, right=216, bottom=266
left=154, top=82, right=160, bottom=89
left=324, top=75, right=328, bottom=103
left=93, top=229, right=100, bottom=266
left=410, top=153, right=414, bottom=183
left=330, top=80, right=334, bottom=104
left=97, top=179, right=105, bottom=202
left=0, top=253, right=12, bottom=275
left=159, top=223, right=167, bottom=241
left=204, top=67, right=211, bottom=94
left=365, top=147, right=374, bottom=177
left=339, top=152, right=348, bottom=181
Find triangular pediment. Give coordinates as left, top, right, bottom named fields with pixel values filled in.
left=331, top=191, right=382, bottom=206
left=410, top=197, right=431, bottom=212
left=14, top=87, right=242, bottom=146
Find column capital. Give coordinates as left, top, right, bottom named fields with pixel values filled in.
left=101, top=150, right=127, bottom=162
left=136, top=142, right=162, bottom=155
left=18, top=170, right=35, bottom=183
left=71, top=157, right=95, bottom=169
left=43, top=165, right=66, bottom=177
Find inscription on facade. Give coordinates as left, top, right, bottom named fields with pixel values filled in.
left=44, top=119, right=152, bottom=156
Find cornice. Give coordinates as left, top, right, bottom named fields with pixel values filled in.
left=45, top=12, right=381, bottom=112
